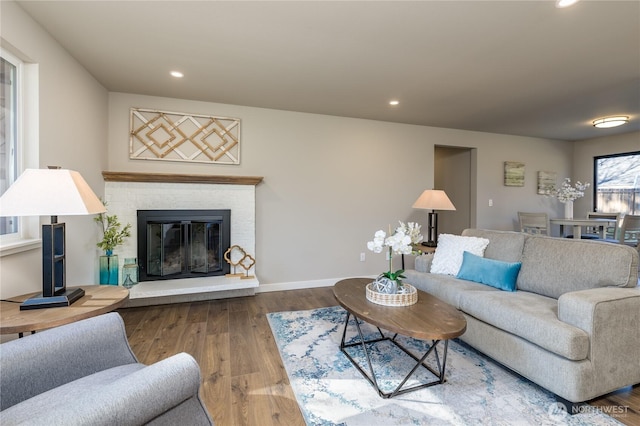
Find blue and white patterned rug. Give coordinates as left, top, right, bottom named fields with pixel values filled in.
left=267, top=306, right=621, bottom=426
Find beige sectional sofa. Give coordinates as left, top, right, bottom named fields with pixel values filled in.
left=403, top=229, right=640, bottom=405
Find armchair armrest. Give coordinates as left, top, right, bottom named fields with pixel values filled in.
left=0, top=312, right=137, bottom=410
left=1, top=353, right=211, bottom=426
left=558, top=287, right=640, bottom=390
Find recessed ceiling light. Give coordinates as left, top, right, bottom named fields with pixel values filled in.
left=170, top=71, right=184, bottom=78
left=592, top=116, right=629, bottom=129
left=556, top=0, right=580, bottom=8
left=389, top=100, right=400, bottom=106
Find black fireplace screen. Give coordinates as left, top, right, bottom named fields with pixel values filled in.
left=137, top=210, right=230, bottom=282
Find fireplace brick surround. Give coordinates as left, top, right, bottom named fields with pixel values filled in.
left=102, top=172, right=262, bottom=307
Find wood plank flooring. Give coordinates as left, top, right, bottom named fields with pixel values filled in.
left=118, top=287, right=639, bottom=426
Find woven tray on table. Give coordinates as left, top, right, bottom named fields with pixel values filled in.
left=365, top=283, right=418, bottom=306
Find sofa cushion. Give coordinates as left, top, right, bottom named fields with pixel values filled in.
left=430, top=234, right=490, bottom=275
left=456, top=251, right=521, bottom=291
left=458, top=290, right=590, bottom=361
left=517, top=236, right=639, bottom=299
left=415, top=253, right=434, bottom=273
left=404, top=269, right=497, bottom=309
left=462, top=229, right=526, bottom=263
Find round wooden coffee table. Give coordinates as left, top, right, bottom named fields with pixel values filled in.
left=333, top=277, right=467, bottom=398
left=0, top=285, right=129, bottom=336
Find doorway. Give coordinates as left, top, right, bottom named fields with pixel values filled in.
left=434, top=146, right=476, bottom=235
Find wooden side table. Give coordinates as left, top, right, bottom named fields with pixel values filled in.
left=1, top=285, right=129, bottom=336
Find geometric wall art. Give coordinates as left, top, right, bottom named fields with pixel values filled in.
left=504, top=161, right=525, bottom=187
left=129, top=108, right=241, bottom=165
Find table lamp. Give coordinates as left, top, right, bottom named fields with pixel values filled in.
left=412, top=189, right=456, bottom=247
left=0, top=167, right=106, bottom=310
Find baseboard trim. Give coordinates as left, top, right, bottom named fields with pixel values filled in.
left=255, top=275, right=377, bottom=293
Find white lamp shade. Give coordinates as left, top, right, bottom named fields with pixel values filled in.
left=0, top=169, right=106, bottom=217
left=412, top=189, right=456, bottom=211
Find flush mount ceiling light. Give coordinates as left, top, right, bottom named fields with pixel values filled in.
left=170, top=71, right=184, bottom=78
left=389, top=100, right=399, bottom=106
left=556, top=0, right=580, bottom=8
left=592, top=116, right=629, bottom=129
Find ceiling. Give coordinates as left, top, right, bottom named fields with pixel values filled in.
left=15, top=0, right=640, bottom=142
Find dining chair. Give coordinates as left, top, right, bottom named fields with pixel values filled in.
left=517, top=212, right=549, bottom=236
left=581, top=212, right=621, bottom=240
left=616, top=214, right=640, bottom=247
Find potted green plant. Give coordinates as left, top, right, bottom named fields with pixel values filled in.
left=95, top=203, right=131, bottom=285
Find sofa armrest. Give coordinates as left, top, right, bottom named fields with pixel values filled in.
left=1, top=353, right=212, bottom=426
left=0, top=312, right=138, bottom=410
left=415, top=253, right=434, bottom=273
left=558, top=287, right=640, bottom=389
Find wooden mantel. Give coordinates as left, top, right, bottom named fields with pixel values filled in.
left=102, top=171, right=263, bottom=186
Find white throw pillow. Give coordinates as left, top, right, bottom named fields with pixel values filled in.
left=430, top=234, right=490, bottom=275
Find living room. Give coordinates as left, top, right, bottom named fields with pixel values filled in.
left=2, top=0, right=639, bottom=299
left=1, top=1, right=639, bottom=424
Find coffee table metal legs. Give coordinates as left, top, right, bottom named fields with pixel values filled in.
left=339, top=311, right=451, bottom=399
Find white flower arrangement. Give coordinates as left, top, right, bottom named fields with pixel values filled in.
left=549, top=178, right=590, bottom=203
left=367, top=221, right=423, bottom=283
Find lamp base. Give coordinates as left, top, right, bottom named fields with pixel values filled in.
left=20, top=287, right=85, bottom=311
left=421, top=241, right=437, bottom=247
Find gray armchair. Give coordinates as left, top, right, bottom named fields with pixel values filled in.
left=0, top=312, right=213, bottom=425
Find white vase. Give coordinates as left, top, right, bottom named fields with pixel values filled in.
left=564, top=201, right=574, bottom=219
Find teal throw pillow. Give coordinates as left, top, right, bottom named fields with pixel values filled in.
left=456, top=251, right=521, bottom=291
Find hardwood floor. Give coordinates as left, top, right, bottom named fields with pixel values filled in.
left=118, top=287, right=639, bottom=426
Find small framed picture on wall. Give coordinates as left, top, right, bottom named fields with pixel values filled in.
left=504, top=161, right=525, bottom=187
left=537, top=171, right=557, bottom=195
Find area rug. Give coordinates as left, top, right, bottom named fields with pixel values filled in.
left=267, top=306, right=621, bottom=426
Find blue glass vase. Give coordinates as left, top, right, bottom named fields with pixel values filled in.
left=99, top=250, right=119, bottom=285
left=122, top=257, right=138, bottom=288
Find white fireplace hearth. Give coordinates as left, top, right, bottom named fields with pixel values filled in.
left=101, top=172, right=263, bottom=306
left=127, top=275, right=259, bottom=307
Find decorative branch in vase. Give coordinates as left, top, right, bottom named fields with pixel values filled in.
left=549, top=178, right=590, bottom=219
left=95, top=201, right=131, bottom=285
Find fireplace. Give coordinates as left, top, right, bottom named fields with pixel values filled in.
left=137, top=210, right=231, bottom=282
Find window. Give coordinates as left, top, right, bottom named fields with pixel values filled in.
left=1, top=52, right=19, bottom=238
left=594, top=151, right=640, bottom=215
left=0, top=48, right=39, bottom=255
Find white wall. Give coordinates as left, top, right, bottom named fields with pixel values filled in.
left=108, top=93, right=574, bottom=288
left=0, top=1, right=108, bottom=299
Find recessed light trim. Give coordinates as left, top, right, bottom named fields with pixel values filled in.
left=170, top=71, right=184, bottom=78
left=592, top=116, right=629, bottom=129
left=556, top=0, right=579, bottom=8
left=389, top=100, right=400, bottom=106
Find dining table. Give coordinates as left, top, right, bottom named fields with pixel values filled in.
left=549, top=218, right=618, bottom=239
